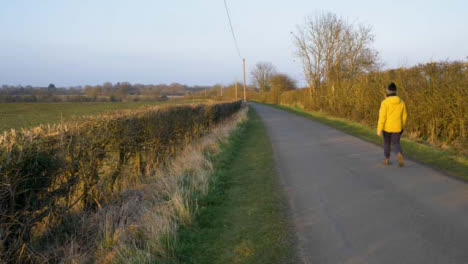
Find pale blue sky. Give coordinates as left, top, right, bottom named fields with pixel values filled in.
left=1, top=0, right=467, bottom=87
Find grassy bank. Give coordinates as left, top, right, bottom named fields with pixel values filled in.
left=261, top=103, right=468, bottom=180
left=175, top=107, right=296, bottom=264
left=0, top=99, right=206, bottom=131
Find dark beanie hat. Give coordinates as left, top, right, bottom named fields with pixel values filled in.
left=386, top=83, right=397, bottom=93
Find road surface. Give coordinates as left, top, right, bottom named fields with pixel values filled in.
left=252, top=103, right=468, bottom=264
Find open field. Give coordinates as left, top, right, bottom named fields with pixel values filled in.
left=0, top=99, right=207, bottom=131
left=176, top=107, right=295, bottom=264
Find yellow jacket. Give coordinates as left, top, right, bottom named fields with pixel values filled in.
left=377, top=96, right=407, bottom=133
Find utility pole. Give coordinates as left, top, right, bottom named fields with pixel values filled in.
left=235, top=78, right=238, bottom=100
left=242, top=58, right=246, bottom=102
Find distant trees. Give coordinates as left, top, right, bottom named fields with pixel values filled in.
left=270, top=73, right=296, bottom=93
left=269, top=73, right=297, bottom=104
left=250, top=62, right=296, bottom=103
left=47, top=83, right=56, bottom=92
left=293, top=12, right=379, bottom=93
left=251, top=62, right=276, bottom=92
left=213, top=84, right=223, bottom=97
left=0, top=82, right=213, bottom=103
left=247, top=60, right=298, bottom=103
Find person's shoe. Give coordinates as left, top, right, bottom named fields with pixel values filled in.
left=383, top=158, right=389, bottom=165
left=398, top=153, right=404, bottom=167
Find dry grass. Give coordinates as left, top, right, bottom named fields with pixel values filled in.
left=0, top=101, right=244, bottom=263
left=61, top=107, right=249, bottom=263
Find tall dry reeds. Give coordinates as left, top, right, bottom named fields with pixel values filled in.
left=0, top=101, right=243, bottom=263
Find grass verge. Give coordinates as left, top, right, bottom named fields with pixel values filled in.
left=260, top=103, right=468, bottom=180
left=175, top=107, right=296, bottom=264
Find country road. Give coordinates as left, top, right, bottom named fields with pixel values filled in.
left=252, top=103, right=468, bottom=264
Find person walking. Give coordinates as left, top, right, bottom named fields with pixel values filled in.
left=377, top=83, right=408, bottom=167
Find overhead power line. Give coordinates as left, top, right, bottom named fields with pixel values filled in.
left=223, top=0, right=242, bottom=60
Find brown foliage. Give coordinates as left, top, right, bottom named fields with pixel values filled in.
left=0, top=101, right=242, bottom=263
left=250, top=61, right=468, bottom=153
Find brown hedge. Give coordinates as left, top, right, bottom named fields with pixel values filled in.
left=249, top=61, right=468, bottom=153
left=0, top=100, right=242, bottom=262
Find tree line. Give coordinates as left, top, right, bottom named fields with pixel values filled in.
left=0, top=82, right=212, bottom=103
left=188, top=62, right=297, bottom=102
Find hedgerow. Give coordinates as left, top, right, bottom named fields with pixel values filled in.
left=0, top=100, right=242, bottom=262
left=250, top=61, right=468, bottom=153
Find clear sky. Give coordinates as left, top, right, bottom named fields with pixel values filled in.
left=1, top=0, right=467, bottom=87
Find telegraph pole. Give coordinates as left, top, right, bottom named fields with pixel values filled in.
left=242, top=58, right=246, bottom=102
left=235, top=78, right=238, bottom=100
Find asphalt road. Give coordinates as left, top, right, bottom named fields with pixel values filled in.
left=252, top=103, right=468, bottom=264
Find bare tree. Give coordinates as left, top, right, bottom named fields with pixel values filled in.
left=251, top=62, right=276, bottom=92
left=292, top=12, right=379, bottom=93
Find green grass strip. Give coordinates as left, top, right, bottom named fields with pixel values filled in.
left=261, top=103, right=468, bottom=180
left=175, top=107, right=296, bottom=264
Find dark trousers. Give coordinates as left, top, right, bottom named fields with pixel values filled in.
left=383, top=131, right=403, bottom=159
